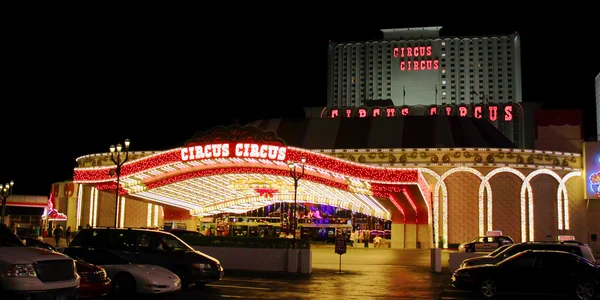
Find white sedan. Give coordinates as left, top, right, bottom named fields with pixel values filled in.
left=102, top=264, right=181, bottom=295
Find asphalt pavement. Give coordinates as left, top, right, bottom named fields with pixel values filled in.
left=91, top=246, right=453, bottom=300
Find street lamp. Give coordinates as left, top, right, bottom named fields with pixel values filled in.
left=288, top=157, right=306, bottom=242
left=0, top=180, right=15, bottom=225
left=109, top=139, right=130, bottom=228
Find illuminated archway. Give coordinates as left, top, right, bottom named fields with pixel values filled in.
left=435, top=167, right=486, bottom=248
left=557, top=171, right=581, bottom=230
left=478, top=167, right=528, bottom=235
left=520, top=169, right=561, bottom=242
left=419, top=168, right=442, bottom=231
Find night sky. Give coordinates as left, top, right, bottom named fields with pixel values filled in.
left=4, top=13, right=599, bottom=195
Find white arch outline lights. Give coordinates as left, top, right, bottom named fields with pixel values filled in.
left=478, top=167, right=528, bottom=237
left=520, top=169, right=561, bottom=242
left=419, top=168, right=442, bottom=229
left=434, top=167, right=486, bottom=248
left=558, top=171, right=581, bottom=230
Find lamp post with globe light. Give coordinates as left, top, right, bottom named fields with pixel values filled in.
left=0, top=181, right=15, bottom=225
left=109, top=139, right=130, bottom=228
left=288, top=157, right=306, bottom=243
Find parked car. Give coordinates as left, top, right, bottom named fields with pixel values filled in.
left=21, top=237, right=112, bottom=298
left=0, top=224, right=80, bottom=300
left=64, top=228, right=224, bottom=288
left=74, top=249, right=181, bottom=296
left=460, top=241, right=597, bottom=268
left=75, top=260, right=112, bottom=298
left=458, top=235, right=514, bottom=253
left=452, top=250, right=600, bottom=299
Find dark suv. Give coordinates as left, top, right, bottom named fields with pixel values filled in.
left=63, top=228, right=224, bottom=288
left=460, top=241, right=597, bottom=268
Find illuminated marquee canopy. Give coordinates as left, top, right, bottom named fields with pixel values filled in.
left=73, top=126, right=431, bottom=221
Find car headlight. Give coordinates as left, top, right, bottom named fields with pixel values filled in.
left=7, top=264, right=37, bottom=277
left=192, top=263, right=211, bottom=270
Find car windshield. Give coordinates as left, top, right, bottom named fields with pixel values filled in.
left=0, top=225, right=26, bottom=247
left=489, top=244, right=511, bottom=257
left=140, top=232, right=195, bottom=252
left=159, top=234, right=194, bottom=252
left=470, top=237, right=484, bottom=243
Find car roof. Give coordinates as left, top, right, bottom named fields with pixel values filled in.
left=81, top=227, right=168, bottom=234
left=521, top=241, right=585, bottom=246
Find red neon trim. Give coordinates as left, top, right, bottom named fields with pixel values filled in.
left=74, top=148, right=419, bottom=184
left=4, top=201, right=47, bottom=208
left=388, top=194, right=406, bottom=224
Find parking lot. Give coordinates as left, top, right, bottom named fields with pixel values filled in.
left=85, top=246, right=600, bottom=299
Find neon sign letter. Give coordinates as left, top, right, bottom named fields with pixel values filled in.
left=488, top=106, right=498, bottom=121
left=474, top=106, right=482, bottom=119
left=372, top=108, right=380, bottom=117
left=386, top=108, right=396, bottom=117
left=331, top=109, right=339, bottom=118
left=504, top=106, right=513, bottom=121
left=358, top=109, right=367, bottom=118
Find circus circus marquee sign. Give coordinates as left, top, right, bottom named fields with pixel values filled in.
left=181, top=143, right=287, bottom=161
left=181, top=126, right=288, bottom=162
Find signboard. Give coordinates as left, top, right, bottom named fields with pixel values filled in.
left=583, top=142, right=600, bottom=199
left=181, top=143, right=287, bottom=162
left=322, top=104, right=514, bottom=122
left=486, top=230, right=503, bottom=237
left=182, top=125, right=288, bottom=163
left=393, top=46, right=439, bottom=71
left=557, top=235, right=575, bottom=242
left=335, top=236, right=347, bottom=255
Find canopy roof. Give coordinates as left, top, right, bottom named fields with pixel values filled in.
left=74, top=125, right=431, bottom=222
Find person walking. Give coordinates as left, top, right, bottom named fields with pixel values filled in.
left=352, top=230, right=359, bottom=248
left=65, top=226, right=72, bottom=246
left=53, top=225, right=63, bottom=248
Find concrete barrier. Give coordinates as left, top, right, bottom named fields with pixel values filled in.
left=192, top=246, right=312, bottom=274
left=448, top=252, right=486, bottom=273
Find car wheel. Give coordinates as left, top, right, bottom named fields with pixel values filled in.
left=174, top=267, right=192, bottom=290
left=480, top=278, right=497, bottom=298
left=466, top=247, right=474, bottom=253
left=112, top=273, right=136, bottom=297
left=575, top=280, right=596, bottom=300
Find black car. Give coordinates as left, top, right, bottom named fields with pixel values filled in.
left=452, top=250, right=600, bottom=299
left=63, top=228, right=224, bottom=288
left=460, top=241, right=597, bottom=268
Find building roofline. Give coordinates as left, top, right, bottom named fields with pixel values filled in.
left=329, top=32, right=519, bottom=46
left=380, top=26, right=443, bottom=32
